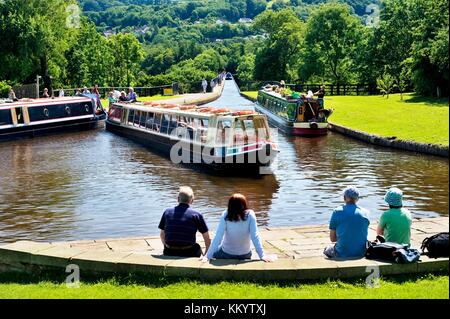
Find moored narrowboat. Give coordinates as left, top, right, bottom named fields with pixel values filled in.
left=0, top=96, right=106, bottom=141
left=106, top=101, right=278, bottom=175
left=255, top=88, right=333, bottom=136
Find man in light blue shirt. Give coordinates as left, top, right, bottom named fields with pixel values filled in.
left=324, top=186, right=370, bottom=259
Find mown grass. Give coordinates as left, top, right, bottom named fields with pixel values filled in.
left=242, top=92, right=449, bottom=146
left=0, top=272, right=447, bottom=299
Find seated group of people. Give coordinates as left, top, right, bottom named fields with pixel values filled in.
left=324, top=186, right=411, bottom=259
left=108, top=87, right=138, bottom=105
left=159, top=186, right=412, bottom=262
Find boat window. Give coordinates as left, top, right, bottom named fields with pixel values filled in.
left=128, top=109, right=135, bottom=125
left=253, top=116, right=270, bottom=140
left=153, top=113, right=162, bottom=132
left=234, top=119, right=246, bottom=145
left=160, top=114, right=171, bottom=135
left=145, top=112, right=155, bottom=130
left=133, top=111, right=142, bottom=127
left=234, top=117, right=268, bottom=145
left=0, top=109, right=13, bottom=126
left=166, top=115, right=177, bottom=135
left=184, top=117, right=194, bottom=140
left=139, top=112, right=147, bottom=128
left=194, top=119, right=207, bottom=143
left=201, top=119, right=209, bottom=128
left=216, top=120, right=232, bottom=145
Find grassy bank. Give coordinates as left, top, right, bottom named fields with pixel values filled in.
left=241, top=92, right=449, bottom=146
left=242, top=91, right=258, bottom=100
left=0, top=273, right=447, bottom=299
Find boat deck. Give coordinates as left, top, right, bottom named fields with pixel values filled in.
left=0, top=217, right=447, bottom=281
left=0, top=97, right=92, bottom=109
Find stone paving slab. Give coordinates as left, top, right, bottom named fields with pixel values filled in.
left=0, top=217, right=448, bottom=281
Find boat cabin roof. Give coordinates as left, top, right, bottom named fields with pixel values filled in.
left=113, top=102, right=260, bottom=120
left=0, top=97, right=93, bottom=110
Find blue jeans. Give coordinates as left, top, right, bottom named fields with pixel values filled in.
left=318, top=98, right=324, bottom=108
left=213, top=248, right=252, bottom=260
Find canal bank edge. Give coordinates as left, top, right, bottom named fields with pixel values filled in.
left=328, top=123, right=449, bottom=158
left=239, top=92, right=449, bottom=158
left=152, top=81, right=226, bottom=106
left=0, top=217, right=447, bottom=282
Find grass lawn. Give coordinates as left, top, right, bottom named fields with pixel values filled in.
left=100, top=95, right=180, bottom=110
left=0, top=273, right=447, bottom=299
left=241, top=92, right=449, bottom=146
left=242, top=91, right=258, bottom=100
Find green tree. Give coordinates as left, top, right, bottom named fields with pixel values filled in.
left=377, top=72, right=396, bottom=99
left=237, top=54, right=255, bottom=82
left=409, top=0, right=449, bottom=96
left=65, top=21, right=113, bottom=87
left=109, top=33, right=144, bottom=87
left=299, top=2, right=363, bottom=85
left=0, top=0, right=77, bottom=91
left=253, top=9, right=304, bottom=81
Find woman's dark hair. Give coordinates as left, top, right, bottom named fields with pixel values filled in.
left=226, top=194, right=249, bottom=222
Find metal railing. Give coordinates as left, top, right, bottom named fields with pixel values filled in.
left=235, top=80, right=382, bottom=96
left=54, top=85, right=174, bottom=98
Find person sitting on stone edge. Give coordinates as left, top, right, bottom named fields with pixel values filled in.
left=202, top=193, right=273, bottom=263
left=324, top=186, right=370, bottom=259
left=158, top=186, right=211, bottom=258
left=377, top=187, right=412, bottom=246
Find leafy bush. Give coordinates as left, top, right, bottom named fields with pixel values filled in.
left=0, top=81, right=11, bottom=98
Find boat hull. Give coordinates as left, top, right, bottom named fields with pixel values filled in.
left=254, top=103, right=329, bottom=137
left=0, top=115, right=106, bottom=141
left=106, top=120, right=277, bottom=175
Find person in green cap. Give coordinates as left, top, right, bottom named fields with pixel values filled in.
left=377, top=187, right=412, bottom=246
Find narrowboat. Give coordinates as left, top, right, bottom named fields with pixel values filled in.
left=0, top=95, right=106, bottom=141
left=106, top=101, right=278, bottom=174
left=255, top=89, right=333, bottom=136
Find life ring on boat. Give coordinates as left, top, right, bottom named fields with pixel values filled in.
left=211, top=108, right=230, bottom=114
left=198, top=107, right=215, bottom=113
left=179, top=105, right=197, bottom=111
left=161, top=104, right=179, bottom=109
left=310, top=122, right=319, bottom=129
left=233, top=110, right=254, bottom=116
left=144, top=101, right=155, bottom=106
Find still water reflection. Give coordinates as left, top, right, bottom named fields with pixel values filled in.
left=0, top=81, right=448, bottom=243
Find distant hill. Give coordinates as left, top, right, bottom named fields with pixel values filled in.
left=79, top=0, right=375, bottom=19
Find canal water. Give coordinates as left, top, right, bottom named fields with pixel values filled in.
left=0, top=81, right=448, bottom=243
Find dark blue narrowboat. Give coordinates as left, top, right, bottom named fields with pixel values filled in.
left=0, top=96, right=106, bottom=141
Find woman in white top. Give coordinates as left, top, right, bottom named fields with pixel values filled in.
left=202, top=194, right=272, bottom=263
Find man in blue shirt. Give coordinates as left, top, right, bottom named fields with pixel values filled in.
left=324, top=186, right=370, bottom=259
left=159, top=186, right=211, bottom=258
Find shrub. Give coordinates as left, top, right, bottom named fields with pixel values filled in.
left=0, top=81, right=11, bottom=98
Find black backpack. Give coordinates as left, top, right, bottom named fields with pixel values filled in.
left=421, top=232, right=449, bottom=258
left=365, top=238, right=421, bottom=264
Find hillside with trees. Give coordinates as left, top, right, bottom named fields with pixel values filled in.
left=0, top=0, right=448, bottom=97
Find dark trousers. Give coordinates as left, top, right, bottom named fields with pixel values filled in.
left=163, top=243, right=203, bottom=258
